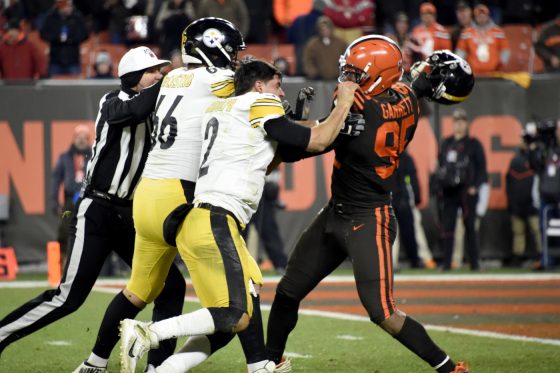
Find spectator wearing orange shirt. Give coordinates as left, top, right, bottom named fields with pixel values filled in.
left=456, top=4, right=510, bottom=75
left=410, top=2, right=452, bottom=61
left=534, top=14, right=560, bottom=73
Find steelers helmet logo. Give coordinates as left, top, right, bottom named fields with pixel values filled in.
left=202, top=28, right=225, bottom=49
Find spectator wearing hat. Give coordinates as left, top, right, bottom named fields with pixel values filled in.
left=535, top=14, right=560, bottom=73
left=302, top=15, right=347, bottom=80
left=456, top=4, right=510, bottom=75
left=0, top=18, right=46, bottom=79
left=410, top=2, right=452, bottom=62
left=450, top=0, right=472, bottom=51
left=435, top=108, right=487, bottom=271
left=39, top=0, right=89, bottom=77
left=0, top=47, right=186, bottom=372
left=91, top=50, right=114, bottom=79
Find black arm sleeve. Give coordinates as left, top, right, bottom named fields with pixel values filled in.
left=263, top=116, right=311, bottom=149
left=103, top=80, right=163, bottom=126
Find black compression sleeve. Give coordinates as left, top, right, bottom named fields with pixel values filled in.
left=263, top=116, right=311, bottom=149
left=104, top=80, right=163, bottom=125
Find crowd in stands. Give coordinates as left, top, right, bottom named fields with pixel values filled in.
left=0, top=0, right=559, bottom=80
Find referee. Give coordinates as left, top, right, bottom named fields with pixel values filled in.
left=0, top=47, right=186, bottom=372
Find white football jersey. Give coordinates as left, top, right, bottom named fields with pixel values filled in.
left=142, top=66, right=234, bottom=181
left=195, top=92, right=285, bottom=225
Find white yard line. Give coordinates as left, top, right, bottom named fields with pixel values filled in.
left=3, top=275, right=560, bottom=347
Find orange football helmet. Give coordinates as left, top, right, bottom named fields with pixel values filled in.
left=338, top=35, right=404, bottom=96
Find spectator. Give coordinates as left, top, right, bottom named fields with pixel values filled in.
left=506, top=142, right=541, bottom=267
left=323, top=0, right=374, bottom=45
left=106, top=0, right=146, bottom=44
left=51, top=124, right=91, bottom=261
left=155, top=0, right=195, bottom=59
left=436, top=108, right=487, bottom=271
left=302, top=15, right=347, bottom=80
left=535, top=14, right=560, bottom=73
left=197, top=0, right=249, bottom=37
left=410, top=2, right=451, bottom=61
left=450, top=0, right=472, bottom=51
left=244, top=0, right=272, bottom=44
left=386, top=12, right=420, bottom=72
left=392, top=150, right=423, bottom=269
left=455, top=4, right=510, bottom=75
left=0, top=18, right=46, bottom=79
left=286, top=0, right=325, bottom=76
left=40, top=0, right=89, bottom=76
left=243, top=169, right=289, bottom=275
left=91, top=50, right=114, bottom=78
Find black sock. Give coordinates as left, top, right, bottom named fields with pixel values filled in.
left=394, top=316, right=456, bottom=373
left=92, top=291, right=141, bottom=358
left=266, top=292, right=300, bottom=365
left=238, top=294, right=267, bottom=364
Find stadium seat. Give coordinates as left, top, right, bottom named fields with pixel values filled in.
left=240, top=43, right=297, bottom=76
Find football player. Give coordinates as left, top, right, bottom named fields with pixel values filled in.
left=74, top=18, right=284, bottom=373
left=265, top=38, right=474, bottom=373
left=118, top=59, right=359, bottom=373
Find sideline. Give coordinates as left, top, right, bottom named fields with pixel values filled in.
left=2, top=275, right=560, bottom=347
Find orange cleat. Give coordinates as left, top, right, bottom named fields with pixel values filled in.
left=449, top=361, right=469, bottom=373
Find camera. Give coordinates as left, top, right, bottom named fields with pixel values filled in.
left=523, top=118, right=559, bottom=148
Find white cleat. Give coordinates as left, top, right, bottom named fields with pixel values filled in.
left=119, top=319, right=159, bottom=373
left=274, top=357, right=292, bottom=373
left=72, top=361, right=108, bottom=373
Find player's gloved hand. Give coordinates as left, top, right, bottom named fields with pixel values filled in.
left=411, top=71, right=433, bottom=99
left=282, top=99, right=297, bottom=119
left=294, top=86, right=315, bottom=120
left=340, top=112, right=365, bottom=136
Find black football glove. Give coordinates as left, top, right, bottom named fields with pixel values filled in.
left=340, top=112, right=365, bottom=136
left=411, top=71, right=434, bottom=99
left=294, top=86, right=315, bottom=120
left=282, top=99, right=297, bottom=119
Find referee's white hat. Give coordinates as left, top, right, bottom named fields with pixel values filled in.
left=118, top=46, right=170, bottom=77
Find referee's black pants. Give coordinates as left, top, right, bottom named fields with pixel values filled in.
left=0, top=196, right=185, bottom=363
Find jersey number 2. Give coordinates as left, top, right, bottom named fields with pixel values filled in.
left=374, top=114, right=415, bottom=179
left=199, top=117, right=219, bottom=177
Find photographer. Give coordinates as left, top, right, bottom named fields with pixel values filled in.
left=525, top=119, right=560, bottom=268
left=436, top=108, right=487, bottom=271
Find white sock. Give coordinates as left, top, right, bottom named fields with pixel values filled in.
left=155, top=336, right=212, bottom=373
left=86, top=352, right=108, bottom=368
left=247, top=360, right=270, bottom=372
left=150, top=308, right=215, bottom=341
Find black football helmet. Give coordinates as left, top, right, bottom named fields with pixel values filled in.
left=181, top=17, right=246, bottom=68
left=421, top=50, right=474, bottom=105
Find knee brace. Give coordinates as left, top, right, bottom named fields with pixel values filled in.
left=207, top=307, right=248, bottom=334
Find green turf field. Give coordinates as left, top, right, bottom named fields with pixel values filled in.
left=1, top=283, right=559, bottom=373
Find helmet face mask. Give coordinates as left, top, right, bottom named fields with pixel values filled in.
left=338, top=35, right=404, bottom=96
left=424, top=50, right=474, bottom=105
left=181, top=17, right=246, bottom=69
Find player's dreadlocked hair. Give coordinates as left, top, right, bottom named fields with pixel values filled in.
left=234, top=59, right=282, bottom=96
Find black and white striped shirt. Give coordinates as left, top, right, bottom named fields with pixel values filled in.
left=85, top=81, right=162, bottom=200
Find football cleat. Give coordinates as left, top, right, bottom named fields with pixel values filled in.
left=274, top=356, right=292, bottom=372
left=119, top=319, right=159, bottom=373
left=72, top=361, right=107, bottom=373
left=449, top=361, right=469, bottom=373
